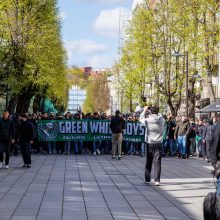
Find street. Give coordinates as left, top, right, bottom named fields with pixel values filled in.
left=0, top=155, right=214, bottom=220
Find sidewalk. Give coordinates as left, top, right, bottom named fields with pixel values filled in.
left=0, top=154, right=214, bottom=220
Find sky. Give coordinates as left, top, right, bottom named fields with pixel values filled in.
left=58, top=0, right=132, bottom=69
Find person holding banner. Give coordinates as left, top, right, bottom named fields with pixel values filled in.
left=140, top=106, right=165, bottom=186
left=110, top=110, right=125, bottom=160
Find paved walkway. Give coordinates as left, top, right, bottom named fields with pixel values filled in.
left=0, top=154, right=215, bottom=220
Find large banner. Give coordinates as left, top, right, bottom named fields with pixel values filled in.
left=37, top=120, right=145, bottom=142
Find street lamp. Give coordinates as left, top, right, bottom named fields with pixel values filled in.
left=172, top=51, right=201, bottom=117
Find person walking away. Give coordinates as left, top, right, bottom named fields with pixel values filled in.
left=110, top=110, right=125, bottom=160
left=174, top=115, right=190, bottom=159
left=140, top=106, right=165, bottom=186
left=210, top=120, right=220, bottom=166
left=19, top=114, right=35, bottom=168
left=201, top=119, right=208, bottom=159
left=203, top=119, right=215, bottom=163
left=195, top=119, right=204, bottom=157
left=167, top=116, right=176, bottom=157
left=0, top=111, right=15, bottom=169
left=187, top=119, right=196, bottom=157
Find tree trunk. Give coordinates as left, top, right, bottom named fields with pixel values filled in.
left=188, top=78, right=196, bottom=119
left=16, top=90, right=33, bottom=114
left=8, top=95, right=18, bottom=114
left=167, top=99, right=179, bottom=117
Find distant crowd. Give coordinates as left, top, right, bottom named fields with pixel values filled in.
left=6, top=111, right=219, bottom=163
left=8, top=111, right=144, bottom=157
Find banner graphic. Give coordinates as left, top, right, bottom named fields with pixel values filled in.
left=37, top=120, right=145, bottom=142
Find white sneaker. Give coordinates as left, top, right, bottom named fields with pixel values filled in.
left=155, top=182, right=160, bottom=186
left=5, top=165, right=9, bottom=169
left=0, top=162, right=3, bottom=168
left=96, top=149, right=101, bottom=155
left=93, top=152, right=96, bottom=155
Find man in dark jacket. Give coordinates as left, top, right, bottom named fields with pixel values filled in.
left=167, top=116, right=176, bottom=157
left=210, top=120, right=220, bottom=166
left=0, top=111, right=15, bottom=169
left=110, top=110, right=125, bottom=160
left=205, top=119, right=217, bottom=164
left=19, top=114, right=35, bottom=168
left=174, top=115, right=190, bottom=159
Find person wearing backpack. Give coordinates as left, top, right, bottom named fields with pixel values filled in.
left=203, top=119, right=215, bottom=163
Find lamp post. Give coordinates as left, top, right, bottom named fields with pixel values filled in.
left=186, top=51, right=189, bottom=117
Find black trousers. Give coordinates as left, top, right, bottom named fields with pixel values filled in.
left=145, top=143, right=162, bottom=182
left=21, top=141, right=31, bottom=165
left=0, top=140, right=11, bottom=165
left=206, top=140, right=212, bottom=160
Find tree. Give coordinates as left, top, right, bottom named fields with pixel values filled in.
left=120, top=0, right=220, bottom=117
left=0, top=0, right=67, bottom=113
left=83, top=75, right=110, bottom=113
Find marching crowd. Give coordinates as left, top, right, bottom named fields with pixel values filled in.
left=0, top=109, right=218, bottom=169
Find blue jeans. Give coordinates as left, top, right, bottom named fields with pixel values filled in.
left=74, top=141, right=82, bottom=154
left=168, top=139, right=176, bottom=157
left=48, top=142, right=56, bottom=154
left=93, top=141, right=101, bottom=153
left=126, top=141, right=134, bottom=153
left=162, top=140, right=167, bottom=154
left=178, top=136, right=186, bottom=155
left=141, top=143, right=145, bottom=155
left=64, top=141, right=71, bottom=154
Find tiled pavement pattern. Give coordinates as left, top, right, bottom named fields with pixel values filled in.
left=0, top=155, right=215, bottom=220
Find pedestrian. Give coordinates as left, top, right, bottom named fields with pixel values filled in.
left=0, top=110, right=15, bottom=169
left=19, top=114, right=35, bottom=168
left=195, top=119, right=204, bottom=157
left=187, top=118, right=196, bottom=157
left=110, top=110, right=125, bottom=160
left=203, top=119, right=215, bottom=163
left=140, top=106, right=165, bottom=186
left=167, top=116, right=176, bottom=157
left=174, top=115, right=190, bottom=159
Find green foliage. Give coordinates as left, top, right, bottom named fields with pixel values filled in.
left=120, top=0, right=220, bottom=116
left=83, top=75, right=110, bottom=113
left=0, top=0, right=68, bottom=112
left=67, top=67, right=87, bottom=89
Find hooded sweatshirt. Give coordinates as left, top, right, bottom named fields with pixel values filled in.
left=140, top=112, right=165, bottom=144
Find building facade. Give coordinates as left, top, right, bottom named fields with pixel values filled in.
left=67, top=85, right=86, bottom=113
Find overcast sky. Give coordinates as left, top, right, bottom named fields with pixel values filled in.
left=58, top=0, right=132, bottom=69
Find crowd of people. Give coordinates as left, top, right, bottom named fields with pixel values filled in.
left=163, top=114, right=218, bottom=161
left=0, top=109, right=218, bottom=170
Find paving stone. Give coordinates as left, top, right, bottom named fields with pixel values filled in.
left=0, top=154, right=214, bottom=220
left=11, top=216, right=36, bottom=220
